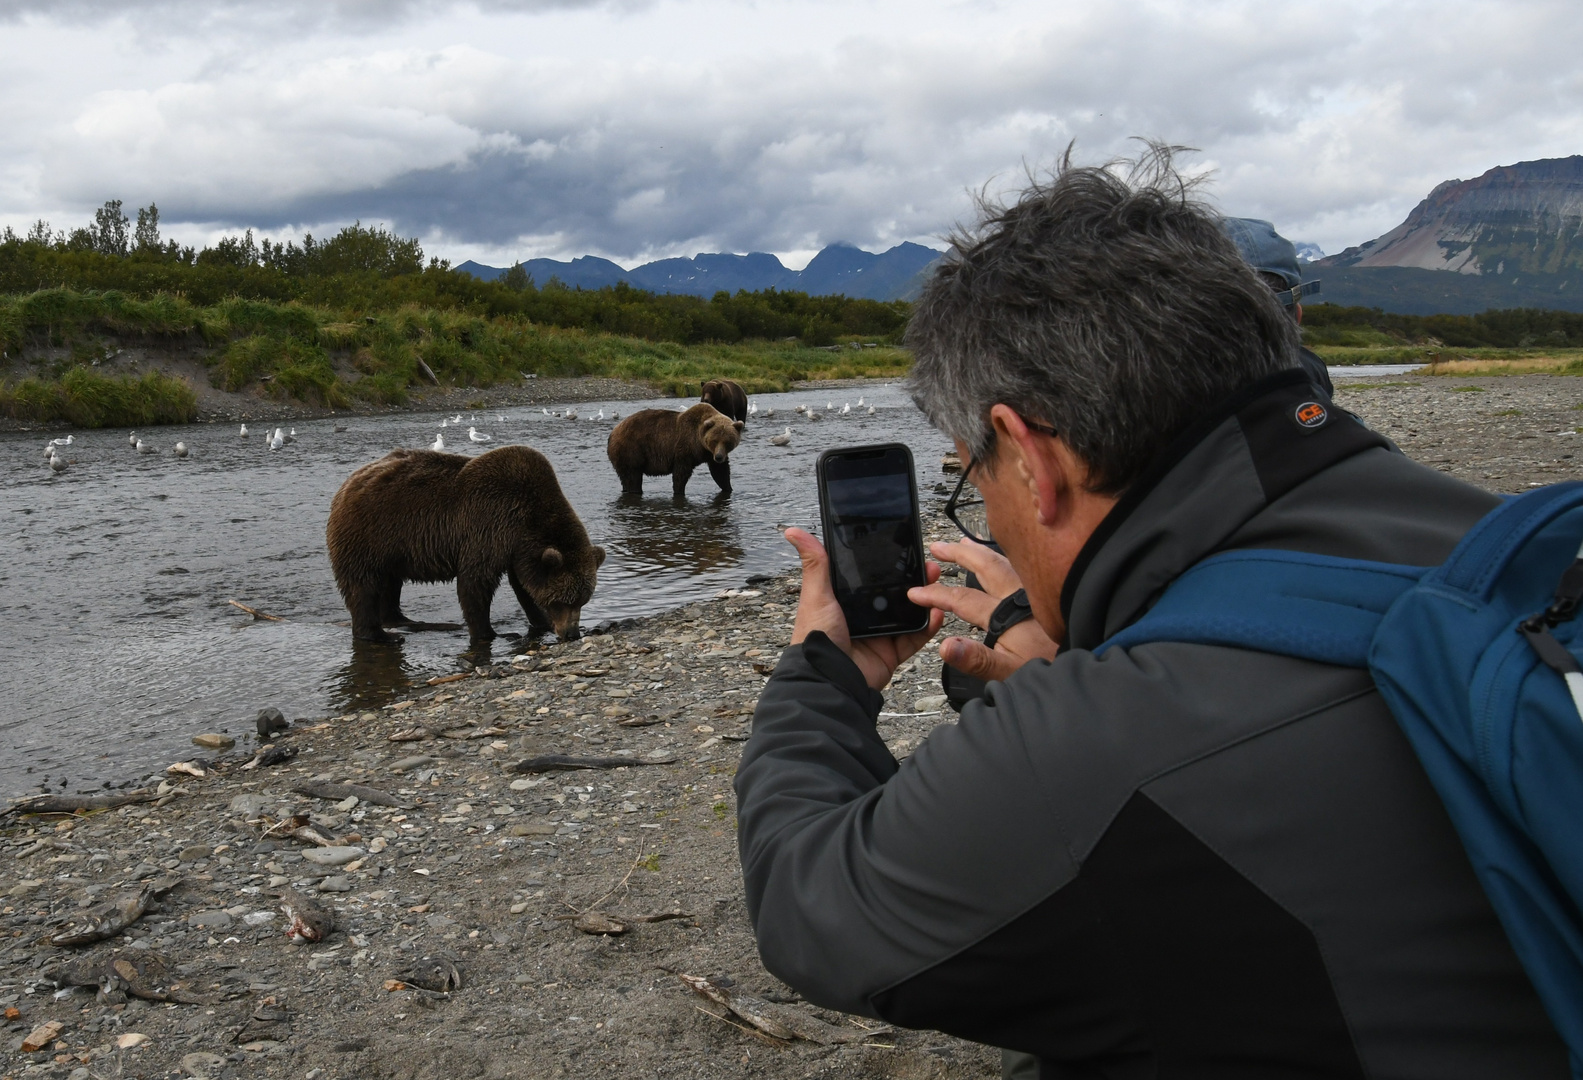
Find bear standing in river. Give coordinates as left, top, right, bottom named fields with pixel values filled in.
left=700, top=378, right=748, bottom=423
left=326, top=445, right=604, bottom=645
left=606, top=402, right=744, bottom=497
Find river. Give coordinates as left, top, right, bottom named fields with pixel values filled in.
left=0, top=383, right=945, bottom=796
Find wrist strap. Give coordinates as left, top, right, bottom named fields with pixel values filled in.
left=984, top=589, right=1033, bottom=648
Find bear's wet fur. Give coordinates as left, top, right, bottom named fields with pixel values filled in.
left=326, top=445, right=605, bottom=645
left=606, top=402, right=745, bottom=497
left=700, top=379, right=748, bottom=423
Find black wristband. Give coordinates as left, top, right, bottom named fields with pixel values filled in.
left=984, top=589, right=1034, bottom=648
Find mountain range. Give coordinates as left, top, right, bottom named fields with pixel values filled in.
left=1310, top=155, right=1583, bottom=314
left=456, top=241, right=942, bottom=302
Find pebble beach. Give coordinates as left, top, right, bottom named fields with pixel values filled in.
left=3, top=373, right=1579, bottom=1080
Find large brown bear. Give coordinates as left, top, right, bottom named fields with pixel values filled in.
left=326, top=445, right=604, bottom=645
left=606, top=403, right=744, bottom=497
left=700, top=378, right=748, bottom=423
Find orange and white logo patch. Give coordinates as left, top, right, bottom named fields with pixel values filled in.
left=1294, top=401, right=1328, bottom=429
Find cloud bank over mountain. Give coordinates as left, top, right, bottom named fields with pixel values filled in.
left=1, top=0, right=1580, bottom=269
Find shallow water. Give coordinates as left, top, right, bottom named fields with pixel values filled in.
left=0, top=386, right=945, bottom=796
left=1327, top=364, right=1426, bottom=378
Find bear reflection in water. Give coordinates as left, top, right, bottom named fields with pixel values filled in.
left=605, top=490, right=746, bottom=577
left=327, top=446, right=605, bottom=646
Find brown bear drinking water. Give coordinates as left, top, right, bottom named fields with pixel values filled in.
left=326, top=445, right=604, bottom=645
left=606, top=402, right=744, bottom=497
left=700, top=378, right=748, bottom=423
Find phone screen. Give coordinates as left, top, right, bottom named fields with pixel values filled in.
left=818, top=444, right=930, bottom=638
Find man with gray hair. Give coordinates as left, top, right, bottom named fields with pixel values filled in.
left=735, top=148, right=1566, bottom=1077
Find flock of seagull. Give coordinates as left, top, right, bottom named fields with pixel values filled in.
left=762, top=396, right=877, bottom=448
left=35, top=395, right=882, bottom=476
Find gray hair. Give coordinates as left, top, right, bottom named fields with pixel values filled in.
left=906, top=144, right=1299, bottom=494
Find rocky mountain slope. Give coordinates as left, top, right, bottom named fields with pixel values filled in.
left=1320, top=156, right=1583, bottom=277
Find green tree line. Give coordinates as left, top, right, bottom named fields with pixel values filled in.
left=1303, top=304, right=1583, bottom=349
left=1, top=201, right=910, bottom=346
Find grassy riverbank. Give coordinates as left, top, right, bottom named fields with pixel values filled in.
left=0, top=289, right=912, bottom=427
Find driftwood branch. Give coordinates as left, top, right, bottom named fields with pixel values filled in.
left=510, top=752, right=677, bottom=774
left=228, top=600, right=283, bottom=622
left=5, top=790, right=159, bottom=817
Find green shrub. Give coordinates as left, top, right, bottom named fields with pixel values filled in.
left=0, top=367, right=195, bottom=426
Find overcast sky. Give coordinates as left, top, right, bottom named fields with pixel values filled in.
left=0, top=0, right=1579, bottom=269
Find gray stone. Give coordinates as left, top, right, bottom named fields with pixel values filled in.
left=317, top=876, right=353, bottom=893
left=390, top=755, right=435, bottom=773
left=181, top=1051, right=227, bottom=1078
left=301, top=846, right=363, bottom=866
left=191, top=733, right=235, bottom=751
left=188, top=910, right=234, bottom=931
left=179, top=845, right=213, bottom=863
left=228, top=794, right=273, bottom=817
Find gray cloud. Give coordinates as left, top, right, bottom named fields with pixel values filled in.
left=3, top=0, right=1581, bottom=264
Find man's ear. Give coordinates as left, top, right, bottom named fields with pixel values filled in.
left=989, top=404, right=1068, bottom=528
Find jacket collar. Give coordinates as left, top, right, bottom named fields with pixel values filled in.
left=1060, top=369, right=1388, bottom=650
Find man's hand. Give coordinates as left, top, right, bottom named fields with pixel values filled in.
left=907, top=539, right=1059, bottom=683
left=784, top=528, right=944, bottom=691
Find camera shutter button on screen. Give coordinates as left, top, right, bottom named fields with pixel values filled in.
left=872, top=596, right=889, bottom=611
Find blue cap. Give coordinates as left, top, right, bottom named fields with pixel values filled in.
left=1222, top=217, right=1320, bottom=307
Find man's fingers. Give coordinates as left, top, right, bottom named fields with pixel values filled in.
left=784, top=527, right=827, bottom=570
left=908, top=581, right=998, bottom=630
left=939, top=636, right=1022, bottom=684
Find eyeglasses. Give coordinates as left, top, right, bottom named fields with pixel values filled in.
left=943, top=419, right=1058, bottom=545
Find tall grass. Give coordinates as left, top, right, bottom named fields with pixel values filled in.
left=0, top=368, right=197, bottom=426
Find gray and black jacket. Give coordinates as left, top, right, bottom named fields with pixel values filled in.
left=735, top=371, right=1568, bottom=1079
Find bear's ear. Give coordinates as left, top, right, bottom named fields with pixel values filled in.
left=593, top=545, right=607, bottom=567
left=732, top=420, right=744, bottom=432
left=541, top=547, right=563, bottom=570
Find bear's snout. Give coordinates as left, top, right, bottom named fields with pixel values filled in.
left=548, top=604, right=583, bottom=642
left=714, top=451, right=728, bottom=463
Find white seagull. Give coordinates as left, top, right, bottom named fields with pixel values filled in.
left=769, top=427, right=792, bottom=446
left=564, top=409, right=578, bottom=421
left=269, top=429, right=284, bottom=450
left=431, top=432, right=445, bottom=451
left=794, top=404, right=806, bottom=414
left=840, top=402, right=851, bottom=415
left=49, top=434, right=73, bottom=446
left=173, top=442, right=189, bottom=458
left=48, top=452, right=67, bottom=473
left=748, top=402, right=758, bottom=416
left=763, top=407, right=774, bottom=418
left=440, top=417, right=448, bottom=428
left=806, top=410, right=821, bottom=422
left=239, top=423, right=249, bottom=438
left=866, top=405, right=876, bottom=415
left=595, top=409, right=605, bottom=421
left=542, top=408, right=551, bottom=416
left=856, top=396, right=865, bottom=407
left=452, top=414, right=463, bottom=424
left=135, top=438, right=155, bottom=454
left=129, top=432, right=139, bottom=447
left=284, top=428, right=297, bottom=444
left=468, top=426, right=492, bottom=443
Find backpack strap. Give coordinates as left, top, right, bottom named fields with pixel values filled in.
left=1096, top=549, right=1428, bottom=666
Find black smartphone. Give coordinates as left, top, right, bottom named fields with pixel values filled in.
left=816, top=443, right=930, bottom=638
